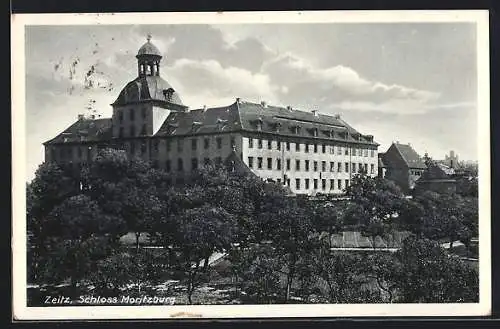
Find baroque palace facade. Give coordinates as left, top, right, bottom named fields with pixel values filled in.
left=44, top=37, right=379, bottom=195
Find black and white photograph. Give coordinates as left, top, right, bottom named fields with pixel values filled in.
left=11, top=10, right=491, bottom=319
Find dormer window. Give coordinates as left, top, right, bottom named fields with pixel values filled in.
left=254, top=117, right=263, bottom=131
left=163, top=88, right=174, bottom=101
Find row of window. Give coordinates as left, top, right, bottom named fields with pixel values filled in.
left=164, top=157, right=223, bottom=172
left=54, top=146, right=92, bottom=160
left=278, top=177, right=351, bottom=191
left=248, top=157, right=375, bottom=174
left=410, top=170, right=423, bottom=176
left=248, top=138, right=375, bottom=157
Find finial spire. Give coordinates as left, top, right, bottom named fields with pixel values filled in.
left=147, top=34, right=152, bottom=42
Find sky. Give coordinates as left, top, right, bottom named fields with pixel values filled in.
left=24, top=23, right=478, bottom=182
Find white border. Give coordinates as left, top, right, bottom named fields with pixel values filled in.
left=11, top=10, right=491, bottom=320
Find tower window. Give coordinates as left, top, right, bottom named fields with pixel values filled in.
left=130, top=126, right=135, bottom=137
left=165, top=160, right=171, bottom=172
left=129, top=109, right=135, bottom=121
left=118, top=111, right=123, bottom=123
left=248, top=157, right=254, bottom=168
left=204, top=138, right=210, bottom=149
left=191, top=139, right=198, bottom=151
left=177, top=158, right=184, bottom=171
left=141, top=107, right=146, bottom=119
left=216, top=137, right=222, bottom=149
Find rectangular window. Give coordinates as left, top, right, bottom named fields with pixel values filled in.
left=345, top=162, right=349, bottom=173
left=257, top=157, right=263, bottom=169
left=77, top=147, right=82, bottom=158
left=345, top=148, right=349, bottom=156
left=330, top=161, right=335, bottom=172
left=330, top=146, right=335, bottom=154
left=267, top=158, right=273, bottom=170
left=130, top=125, right=135, bottom=137
left=305, top=179, right=310, bottom=189
left=165, top=160, right=171, bottom=172
left=322, top=144, right=326, bottom=153
left=119, top=127, right=124, bottom=138
left=305, top=160, right=310, bottom=171
left=305, top=144, right=309, bottom=153
left=215, top=157, right=222, bottom=166
left=177, top=158, right=183, bottom=171
left=338, top=179, right=342, bottom=190
left=258, top=139, right=263, bottom=149
left=129, top=109, right=135, bottom=121
left=314, top=179, right=318, bottom=190
left=277, top=159, right=282, bottom=170
left=191, top=139, right=198, bottom=151
left=322, top=179, right=326, bottom=190
left=204, top=138, right=210, bottom=149
left=177, top=139, right=183, bottom=152
left=352, top=163, right=356, bottom=172
left=191, top=158, right=198, bottom=171
left=166, top=140, right=172, bottom=152
left=364, top=163, right=368, bottom=173
left=118, top=111, right=123, bottom=123
left=370, top=164, right=374, bottom=174
left=277, top=178, right=281, bottom=184
left=353, top=148, right=357, bottom=156
left=286, top=159, right=291, bottom=170
left=314, top=161, right=318, bottom=172
left=248, top=156, right=254, bottom=168
left=286, top=142, right=290, bottom=151
left=277, top=141, right=281, bottom=150
left=296, top=179, right=301, bottom=190
left=296, top=159, right=300, bottom=171
left=338, top=162, right=342, bottom=173
left=371, top=149, right=375, bottom=157
left=330, top=179, right=335, bottom=190
left=345, top=179, right=350, bottom=188
left=358, top=163, right=362, bottom=173
left=337, top=146, right=342, bottom=155
left=141, top=107, right=146, bottom=119
left=130, top=143, right=135, bottom=154
left=268, top=140, right=272, bottom=150
left=287, top=178, right=291, bottom=187
left=153, top=140, right=159, bottom=152
left=314, top=144, right=318, bottom=153
left=216, top=137, right=222, bottom=149
left=296, top=143, right=300, bottom=152
left=249, top=138, right=254, bottom=148
left=322, top=161, right=326, bottom=172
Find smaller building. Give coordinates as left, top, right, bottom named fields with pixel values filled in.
left=380, top=142, right=426, bottom=194
left=413, top=162, right=457, bottom=196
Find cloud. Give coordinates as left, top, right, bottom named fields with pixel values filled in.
left=164, top=58, right=278, bottom=107
left=262, top=52, right=440, bottom=113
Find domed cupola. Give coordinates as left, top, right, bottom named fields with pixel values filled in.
left=136, top=34, right=162, bottom=77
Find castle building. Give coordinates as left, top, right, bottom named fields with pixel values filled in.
left=43, top=36, right=380, bottom=195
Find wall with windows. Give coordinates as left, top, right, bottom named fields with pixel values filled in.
left=241, top=134, right=378, bottom=195
left=151, top=133, right=243, bottom=177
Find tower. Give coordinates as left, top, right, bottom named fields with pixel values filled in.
left=111, top=35, right=188, bottom=140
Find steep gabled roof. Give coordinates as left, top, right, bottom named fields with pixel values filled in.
left=44, top=118, right=112, bottom=145
left=156, top=100, right=379, bottom=146
left=419, top=163, right=455, bottom=181
left=393, top=143, right=426, bottom=169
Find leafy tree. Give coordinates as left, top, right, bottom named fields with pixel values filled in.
left=309, top=245, right=367, bottom=303
left=172, top=205, right=237, bottom=304
left=362, top=252, right=402, bottom=303
left=345, top=175, right=403, bottom=248
left=395, top=237, right=478, bottom=302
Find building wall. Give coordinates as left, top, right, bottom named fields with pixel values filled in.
left=413, top=180, right=457, bottom=196
left=241, top=134, right=378, bottom=195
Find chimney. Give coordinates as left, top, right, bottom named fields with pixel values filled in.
left=261, top=101, right=267, bottom=108
left=202, top=105, right=207, bottom=112
left=312, top=110, right=318, bottom=117
left=78, top=114, right=84, bottom=120
left=236, top=97, right=241, bottom=104
left=90, top=114, right=95, bottom=120
left=286, top=105, right=292, bottom=111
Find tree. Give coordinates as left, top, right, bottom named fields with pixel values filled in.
left=172, top=205, right=237, bottom=304
left=362, top=252, right=402, bottom=303
left=309, top=244, right=367, bottom=303
left=345, top=175, right=404, bottom=248
left=394, top=237, right=478, bottom=302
